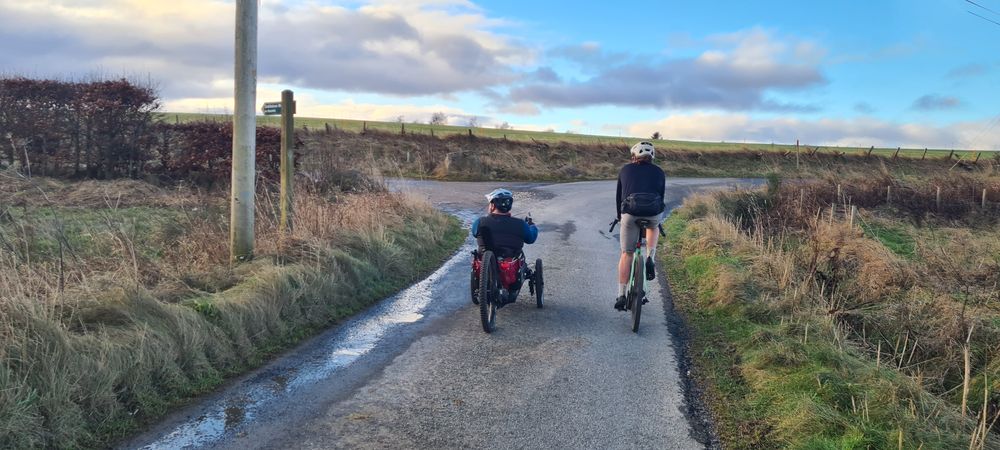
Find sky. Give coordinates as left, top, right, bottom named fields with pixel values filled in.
left=2, top=0, right=999, bottom=149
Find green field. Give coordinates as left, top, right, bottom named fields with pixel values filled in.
left=159, top=112, right=988, bottom=159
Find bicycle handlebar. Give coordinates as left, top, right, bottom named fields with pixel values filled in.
left=609, top=218, right=666, bottom=237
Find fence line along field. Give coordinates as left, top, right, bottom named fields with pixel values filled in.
left=162, top=112, right=990, bottom=160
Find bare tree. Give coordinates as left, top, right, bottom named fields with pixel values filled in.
left=429, top=112, right=447, bottom=125
left=496, top=121, right=511, bottom=130
left=467, top=116, right=479, bottom=128
left=651, top=131, right=662, bottom=140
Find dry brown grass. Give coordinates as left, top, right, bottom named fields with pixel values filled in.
left=0, top=167, right=463, bottom=448
left=674, top=172, right=1000, bottom=445
left=666, top=170, right=1000, bottom=447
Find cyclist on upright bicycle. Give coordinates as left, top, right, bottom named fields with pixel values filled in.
left=614, top=142, right=665, bottom=311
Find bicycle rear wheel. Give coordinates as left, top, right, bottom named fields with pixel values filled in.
left=478, top=251, right=499, bottom=333
left=630, top=254, right=644, bottom=333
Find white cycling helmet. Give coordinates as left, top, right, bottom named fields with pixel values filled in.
left=485, top=188, right=514, bottom=213
left=630, top=141, right=655, bottom=160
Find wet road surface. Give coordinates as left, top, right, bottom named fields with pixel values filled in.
left=125, top=178, right=757, bottom=450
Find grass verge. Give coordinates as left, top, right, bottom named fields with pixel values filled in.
left=661, top=177, right=1000, bottom=449
left=0, top=173, right=465, bottom=448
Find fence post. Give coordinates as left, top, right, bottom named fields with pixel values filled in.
left=983, top=189, right=988, bottom=209
left=974, top=152, right=981, bottom=164
left=430, top=129, right=434, bottom=137
left=324, top=122, right=331, bottom=134
left=922, top=148, right=928, bottom=160
left=947, top=149, right=954, bottom=160
left=893, top=147, right=900, bottom=159
left=401, top=123, right=405, bottom=135
left=849, top=205, right=857, bottom=228
left=468, top=129, right=473, bottom=138
left=796, top=139, right=800, bottom=169
left=363, top=121, right=367, bottom=133
left=887, top=186, right=891, bottom=204
left=936, top=186, right=941, bottom=211
left=837, top=184, right=842, bottom=201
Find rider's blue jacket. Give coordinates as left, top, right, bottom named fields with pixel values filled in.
left=471, top=213, right=538, bottom=258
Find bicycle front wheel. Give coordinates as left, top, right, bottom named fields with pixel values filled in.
left=478, top=251, right=498, bottom=333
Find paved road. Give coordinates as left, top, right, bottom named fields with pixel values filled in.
left=126, top=178, right=756, bottom=450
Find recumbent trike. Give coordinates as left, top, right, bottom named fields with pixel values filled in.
left=469, top=226, right=543, bottom=333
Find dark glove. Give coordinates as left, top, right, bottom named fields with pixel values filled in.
left=524, top=216, right=534, bottom=226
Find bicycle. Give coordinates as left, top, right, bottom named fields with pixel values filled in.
left=609, top=218, right=665, bottom=333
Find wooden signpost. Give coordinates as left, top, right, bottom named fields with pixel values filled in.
left=263, top=91, right=296, bottom=233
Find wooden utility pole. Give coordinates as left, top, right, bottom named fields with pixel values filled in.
left=280, top=90, right=295, bottom=233
left=230, top=0, right=257, bottom=262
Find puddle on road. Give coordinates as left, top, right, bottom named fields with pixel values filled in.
left=138, top=220, right=475, bottom=450
left=535, top=220, right=576, bottom=241
left=223, top=405, right=244, bottom=431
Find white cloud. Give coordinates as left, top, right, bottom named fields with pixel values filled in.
left=511, top=28, right=825, bottom=111
left=492, top=101, right=541, bottom=116
left=163, top=88, right=475, bottom=124
left=626, top=113, right=1000, bottom=150
left=0, top=0, right=527, bottom=99
left=911, top=94, right=962, bottom=111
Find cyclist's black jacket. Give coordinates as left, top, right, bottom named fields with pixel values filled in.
left=616, top=160, right=666, bottom=219
left=471, top=213, right=538, bottom=259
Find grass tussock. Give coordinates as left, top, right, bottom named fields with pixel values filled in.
left=0, top=168, right=464, bottom=448
left=664, top=172, right=1000, bottom=449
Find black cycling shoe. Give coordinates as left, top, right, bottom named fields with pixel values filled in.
left=614, top=295, right=627, bottom=311
left=645, top=257, right=656, bottom=281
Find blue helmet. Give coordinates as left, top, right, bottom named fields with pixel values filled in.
left=485, top=188, right=514, bottom=213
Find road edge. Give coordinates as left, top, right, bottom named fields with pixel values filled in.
left=657, top=257, right=723, bottom=449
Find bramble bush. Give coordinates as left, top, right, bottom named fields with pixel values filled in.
left=0, top=76, right=298, bottom=184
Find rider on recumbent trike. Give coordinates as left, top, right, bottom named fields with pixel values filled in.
left=470, top=189, right=543, bottom=332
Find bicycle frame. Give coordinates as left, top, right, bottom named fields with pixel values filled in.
left=626, top=233, right=646, bottom=299
left=610, top=217, right=665, bottom=332
left=610, top=218, right=656, bottom=298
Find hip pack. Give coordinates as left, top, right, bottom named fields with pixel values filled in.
left=621, top=193, right=664, bottom=216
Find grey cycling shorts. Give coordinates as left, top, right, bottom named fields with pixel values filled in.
left=619, top=213, right=663, bottom=252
